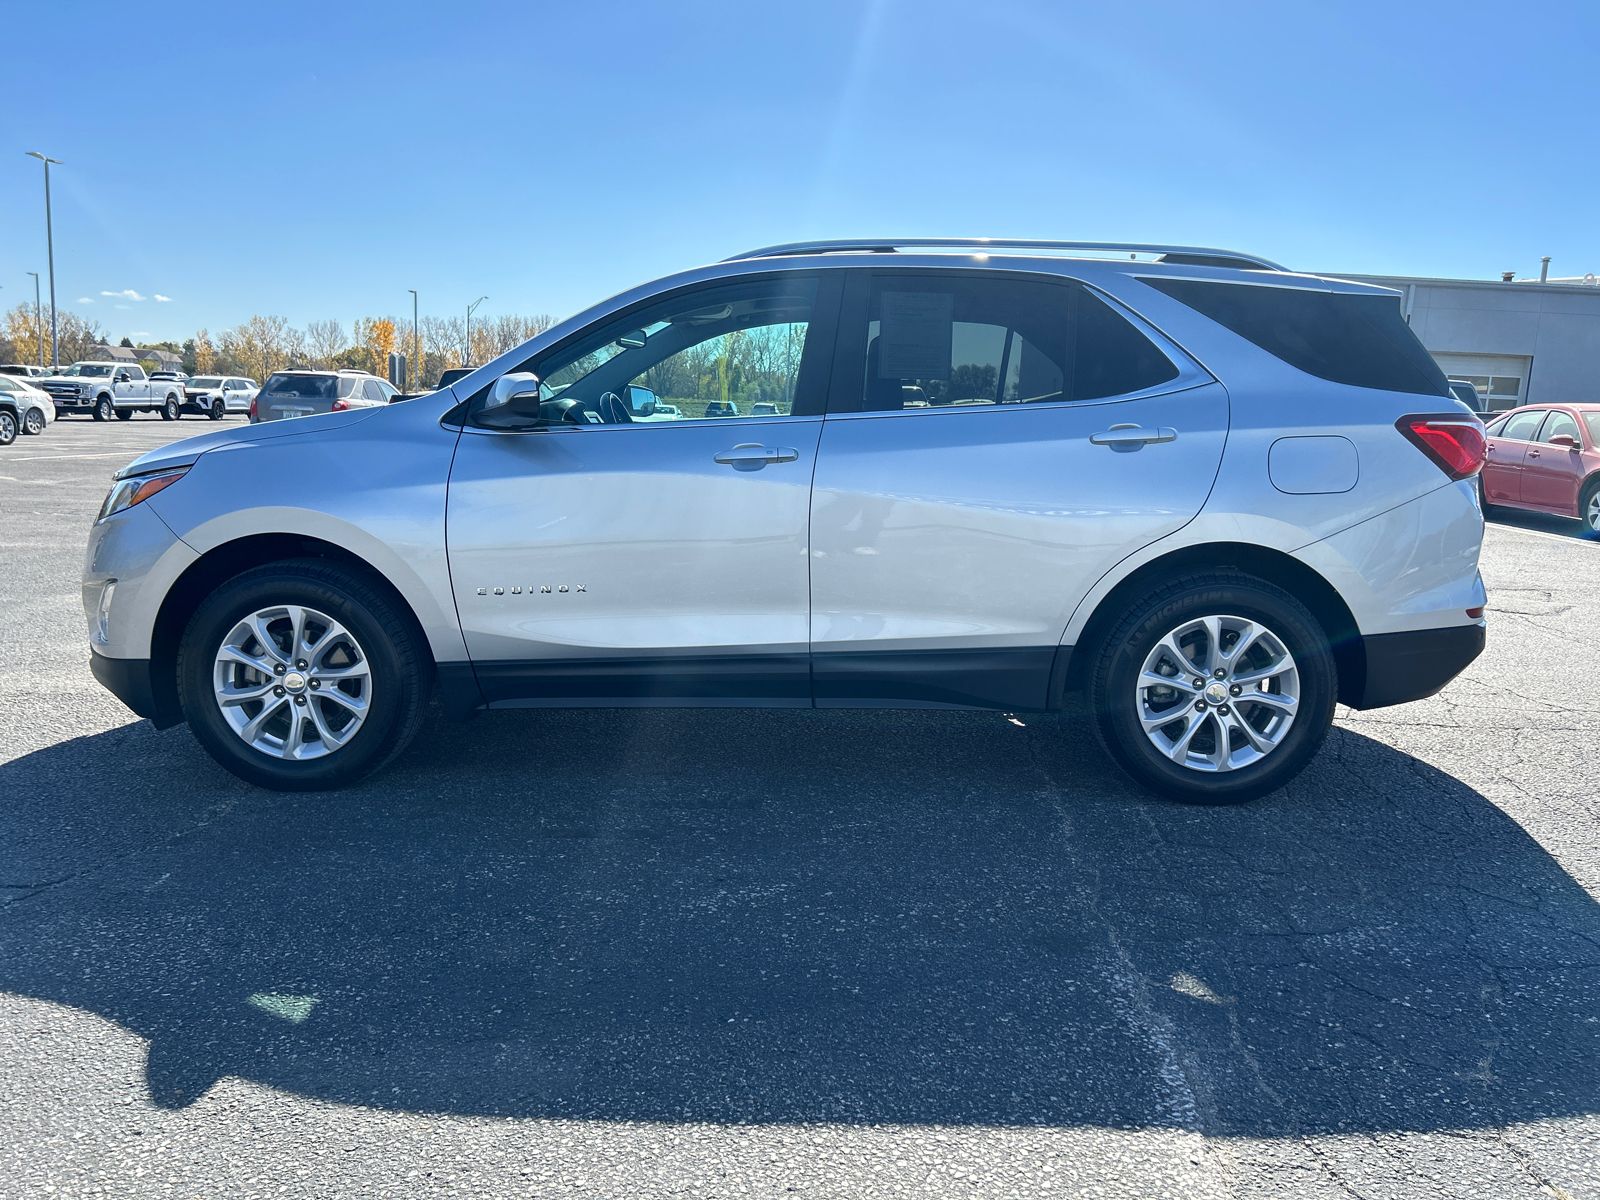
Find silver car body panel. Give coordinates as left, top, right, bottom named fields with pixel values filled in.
left=447, top=416, right=822, bottom=703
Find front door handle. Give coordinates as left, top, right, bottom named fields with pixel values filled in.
left=1090, top=424, right=1177, bottom=447
left=714, top=443, right=799, bottom=471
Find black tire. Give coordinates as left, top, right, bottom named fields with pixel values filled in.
left=1581, top=477, right=1600, bottom=539
left=161, top=395, right=180, bottom=421
left=115, top=408, right=134, bottom=421
left=0, top=411, right=15, bottom=445
left=1087, top=572, right=1337, bottom=805
left=94, top=395, right=113, bottom=421
left=22, top=407, right=45, bottom=435
left=177, top=559, right=429, bottom=791
left=209, top=399, right=225, bottom=421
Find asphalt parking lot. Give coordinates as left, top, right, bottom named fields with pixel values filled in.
left=2, top=416, right=1597, bottom=1199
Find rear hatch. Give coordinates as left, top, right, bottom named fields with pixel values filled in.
left=256, top=372, right=350, bottom=421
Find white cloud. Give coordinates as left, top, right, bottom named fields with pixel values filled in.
left=101, top=289, right=145, bottom=301
left=129, top=331, right=150, bottom=337
left=154, top=294, right=172, bottom=303
left=77, top=296, right=94, bottom=304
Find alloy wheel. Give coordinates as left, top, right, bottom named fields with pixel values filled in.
left=212, top=604, right=373, bottom=761
left=1135, top=613, right=1299, bottom=772
left=0, top=412, right=14, bottom=445
left=1588, top=490, right=1600, bottom=534
left=23, top=408, right=45, bottom=434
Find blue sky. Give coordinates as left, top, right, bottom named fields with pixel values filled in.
left=3, top=0, right=1594, bottom=345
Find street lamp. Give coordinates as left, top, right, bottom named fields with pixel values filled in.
left=466, top=296, right=487, bottom=366
left=25, top=273, right=42, bottom=368
left=25, top=152, right=62, bottom=368
left=407, top=289, right=419, bottom=392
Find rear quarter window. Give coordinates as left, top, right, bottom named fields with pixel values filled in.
left=1142, top=277, right=1450, bottom=398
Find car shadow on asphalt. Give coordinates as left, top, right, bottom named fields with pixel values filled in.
left=2, top=705, right=1597, bottom=1137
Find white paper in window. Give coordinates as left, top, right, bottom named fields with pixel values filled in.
left=878, top=292, right=953, bottom=380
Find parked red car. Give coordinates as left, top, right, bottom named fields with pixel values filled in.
left=1481, top=404, right=1600, bottom=534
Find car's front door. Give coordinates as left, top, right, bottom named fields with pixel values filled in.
left=1520, top=408, right=1586, bottom=513
left=1482, top=408, right=1543, bottom=504
left=113, top=368, right=142, bottom=406
left=809, top=269, right=1228, bottom=709
left=446, top=271, right=841, bottom=705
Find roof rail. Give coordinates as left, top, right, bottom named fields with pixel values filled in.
left=723, top=238, right=1287, bottom=272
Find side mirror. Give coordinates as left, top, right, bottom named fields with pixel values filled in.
left=1549, top=434, right=1578, bottom=449
left=616, top=330, right=648, bottom=350
left=474, top=371, right=544, bottom=428
left=115, top=372, right=130, bottom=383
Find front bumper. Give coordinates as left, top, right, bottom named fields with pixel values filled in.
left=1345, top=623, right=1485, bottom=710
left=90, top=651, right=184, bottom=728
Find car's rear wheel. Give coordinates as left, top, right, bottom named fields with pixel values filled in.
left=209, top=399, right=224, bottom=420
left=177, top=560, right=429, bottom=791
left=0, top=411, right=15, bottom=445
left=22, top=407, right=45, bottom=434
left=161, top=395, right=180, bottom=420
left=94, top=395, right=113, bottom=421
left=1087, top=572, right=1337, bottom=805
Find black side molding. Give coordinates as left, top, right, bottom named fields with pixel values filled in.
left=813, top=646, right=1058, bottom=711
left=1347, top=624, right=1485, bottom=710
left=89, top=652, right=185, bottom=730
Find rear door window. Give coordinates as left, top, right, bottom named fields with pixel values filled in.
left=1141, top=277, right=1450, bottom=397
left=1536, top=410, right=1581, bottom=444
left=362, top=379, right=386, bottom=401
left=846, top=273, right=1179, bottom=413
left=1498, top=410, right=1544, bottom=441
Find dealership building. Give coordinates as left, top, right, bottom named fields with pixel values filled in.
left=1327, top=269, right=1600, bottom=412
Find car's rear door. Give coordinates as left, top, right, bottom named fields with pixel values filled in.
left=445, top=270, right=841, bottom=705
left=808, top=268, right=1227, bottom=710
left=1483, top=408, right=1543, bottom=503
left=1520, top=409, right=1586, bottom=513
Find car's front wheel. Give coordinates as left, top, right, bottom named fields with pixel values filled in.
left=94, top=396, right=113, bottom=421
left=22, top=407, right=45, bottom=434
left=1582, top=477, right=1600, bottom=539
left=209, top=399, right=224, bottom=420
left=178, top=560, right=429, bottom=790
left=1087, top=572, right=1337, bottom=805
left=0, top=411, right=15, bottom=445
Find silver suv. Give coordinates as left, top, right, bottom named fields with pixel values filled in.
left=82, top=239, right=1488, bottom=803
left=249, top=369, right=399, bottom=422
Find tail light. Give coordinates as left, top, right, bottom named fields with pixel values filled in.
left=331, top=398, right=350, bottom=412
left=249, top=395, right=257, bottom=421
left=1396, top=414, right=1486, bottom=480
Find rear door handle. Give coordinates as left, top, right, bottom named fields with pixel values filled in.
left=714, top=443, right=799, bottom=470
left=1090, top=424, right=1177, bottom=447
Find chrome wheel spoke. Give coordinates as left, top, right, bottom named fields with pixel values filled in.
left=216, top=678, right=277, bottom=707
left=1141, top=696, right=1197, bottom=733
left=216, top=643, right=279, bottom=676
left=1164, top=709, right=1208, bottom=761
left=240, top=695, right=289, bottom=744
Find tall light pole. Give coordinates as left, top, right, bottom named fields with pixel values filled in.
left=25, top=273, right=42, bottom=368
left=466, top=296, right=487, bottom=366
left=26, top=152, right=62, bottom=368
left=407, top=289, right=419, bottom=391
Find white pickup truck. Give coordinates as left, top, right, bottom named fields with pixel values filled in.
left=37, top=361, right=188, bottom=422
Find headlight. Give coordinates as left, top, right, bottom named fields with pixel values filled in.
left=79, top=383, right=92, bottom=396
left=97, top=468, right=189, bottom=522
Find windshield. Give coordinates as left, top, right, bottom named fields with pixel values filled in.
left=188, top=377, right=224, bottom=388
left=262, top=373, right=337, bottom=398
left=62, top=364, right=113, bottom=377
